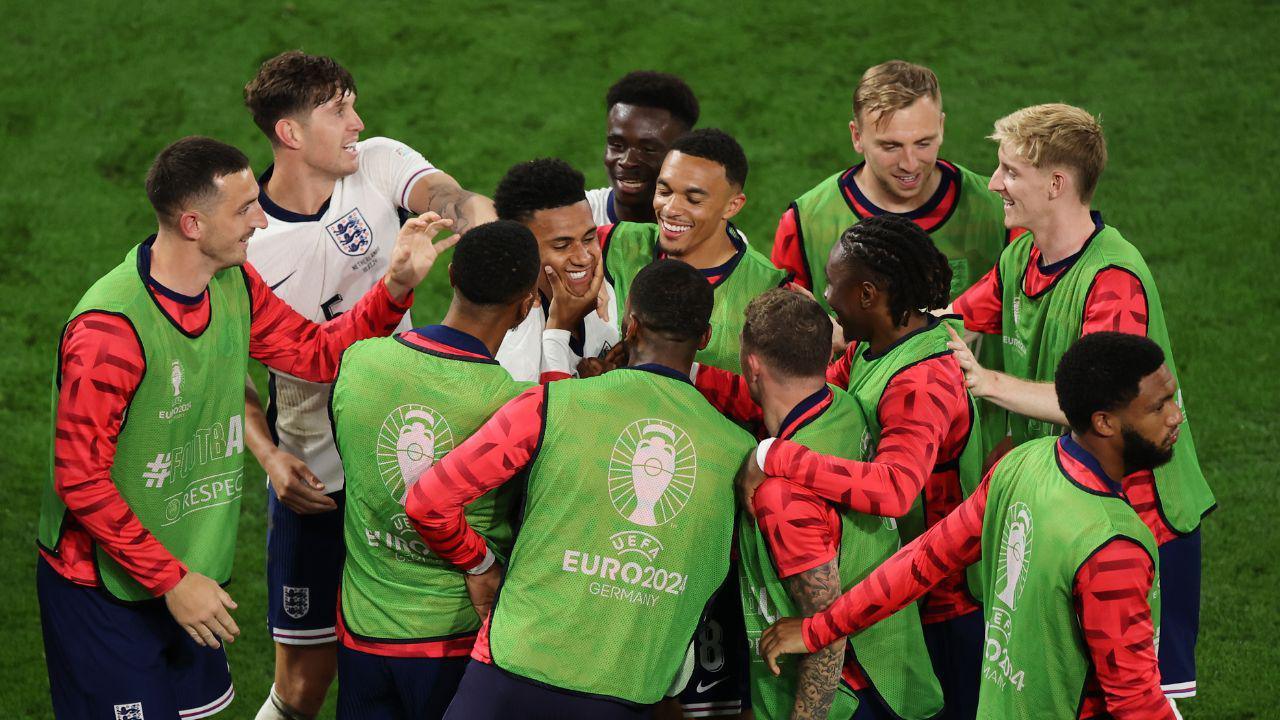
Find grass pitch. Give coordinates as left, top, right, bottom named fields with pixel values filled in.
left=2, top=1, right=1277, bottom=717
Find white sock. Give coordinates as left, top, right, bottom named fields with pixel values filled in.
left=254, top=685, right=292, bottom=720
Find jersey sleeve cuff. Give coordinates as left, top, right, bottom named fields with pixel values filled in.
left=465, top=548, right=497, bottom=575
left=801, top=616, right=823, bottom=653
left=755, top=437, right=776, bottom=473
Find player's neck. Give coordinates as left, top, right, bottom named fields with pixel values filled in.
left=441, top=301, right=511, bottom=357
left=681, top=222, right=737, bottom=270
left=761, top=375, right=827, bottom=437
left=613, top=196, right=656, bottom=223
left=1030, top=205, right=1096, bottom=265
left=853, top=163, right=941, bottom=214
left=1070, top=431, right=1125, bottom=489
left=266, top=154, right=340, bottom=216
left=628, top=342, right=695, bottom=378
left=868, top=311, right=929, bottom=355
left=149, top=229, right=216, bottom=297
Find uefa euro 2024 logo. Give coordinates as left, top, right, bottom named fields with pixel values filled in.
left=609, top=419, right=696, bottom=527
left=995, top=502, right=1032, bottom=609
left=377, top=404, right=454, bottom=504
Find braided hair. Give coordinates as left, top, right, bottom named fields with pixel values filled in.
left=836, top=214, right=952, bottom=327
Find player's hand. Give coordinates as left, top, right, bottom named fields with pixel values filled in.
left=165, top=572, right=239, bottom=649
left=464, top=564, right=503, bottom=621
left=946, top=324, right=991, bottom=398
left=545, top=254, right=605, bottom=331
left=264, top=449, right=336, bottom=514
left=736, top=447, right=767, bottom=519
left=385, top=212, right=458, bottom=301
left=759, top=617, right=809, bottom=676
left=576, top=340, right=628, bottom=378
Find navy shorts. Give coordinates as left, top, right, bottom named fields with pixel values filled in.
left=336, top=644, right=468, bottom=720
left=267, top=487, right=345, bottom=645
left=37, top=556, right=234, bottom=719
left=1158, top=528, right=1201, bottom=697
left=444, top=659, right=651, bottom=719
left=921, top=609, right=983, bottom=720
left=678, top=576, right=750, bottom=718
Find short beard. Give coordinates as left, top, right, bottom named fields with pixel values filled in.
left=1120, top=427, right=1174, bottom=475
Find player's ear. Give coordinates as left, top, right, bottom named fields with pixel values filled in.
left=177, top=210, right=202, bottom=240
left=722, top=191, right=746, bottom=222
left=937, top=111, right=946, bottom=142
left=624, top=313, right=640, bottom=343
left=447, top=263, right=457, bottom=289
left=859, top=279, right=878, bottom=309
left=849, top=119, right=864, bottom=154
left=274, top=117, right=303, bottom=150
left=697, top=323, right=712, bottom=351
left=1091, top=409, right=1120, bottom=439
left=1048, top=169, right=1069, bottom=201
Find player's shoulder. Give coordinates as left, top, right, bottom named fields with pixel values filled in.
left=754, top=474, right=826, bottom=521
left=356, top=136, right=414, bottom=156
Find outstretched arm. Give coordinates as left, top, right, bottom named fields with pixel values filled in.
left=407, top=171, right=497, bottom=236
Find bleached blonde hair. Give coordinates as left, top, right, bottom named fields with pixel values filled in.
left=853, top=61, right=941, bottom=128
left=990, top=103, right=1107, bottom=202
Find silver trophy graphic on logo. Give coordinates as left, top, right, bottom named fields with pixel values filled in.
left=996, top=504, right=1033, bottom=609
left=394, top=409, right=438, bottom=503
left=627, top=423, right=678, bottom=525
left=170, top=359, right=183, bottom=398
left=378, top=404, right=454, bottom=505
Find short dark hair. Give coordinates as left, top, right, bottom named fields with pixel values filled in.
left=606, top=71, right=700, bottom=128
left=244, top=50, right=357, bottom=142
left=452, top=220, right=541, bottom=306
left=836, top=215, right=951, bottom=326
left=145, top=136, right=251, bottom=225
left=494, top=158, right=587, bottom=224
left=669, top=129, right=749, bottom=188
left=1055, top=332, right=1166, bottom=434
left=742, top=289, right=832, bottom=379
left=629, top=259, right=713, bottom=342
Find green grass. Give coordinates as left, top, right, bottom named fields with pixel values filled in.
left=3, top=1, right=1277, bottom=717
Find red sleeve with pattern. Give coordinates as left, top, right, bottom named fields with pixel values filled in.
left=1074, top=537, right=1174, bottom=719
left=753, top=478, right=840, bottom=578
left=764, top=357, right=966, bottom=517
left=952, top=265, right=1003, bottom=334
left=1082, top=267, right=1149, bottom=336
left=693, top=364, right=763, bottom=426
left=825, top=343, right=853, bottom=389
left=597, top=224, right=615, bottom=252
left=803, top=476, right=988, bottom=650
left=50, top=313, right=186, bottom=595
left=244, top=263, right=411, bottom=383
left=405, top=385, right=545, bottom=570
left=770, top=207, right=811, bottom=290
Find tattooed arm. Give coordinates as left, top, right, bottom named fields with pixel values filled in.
left=784, top=559, right=844, bottom=719
left=406, top=171, right=496, bottom=235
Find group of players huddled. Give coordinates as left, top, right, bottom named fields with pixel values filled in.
left=37, top=51, right=1214, bottom=720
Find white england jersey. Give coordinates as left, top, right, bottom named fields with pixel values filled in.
left=496, top=282, right=621, bottom=382
left=247, top=137, right=437, bottom=493
left=586, top=186, right=618, bottom=227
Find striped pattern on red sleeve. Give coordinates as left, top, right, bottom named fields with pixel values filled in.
left=692, top=364, right=763, bottom=427
left=405, top=386, right=546, bottom=570
left=44, top=312, right=187, bottom=595
left=244, top=263, right=410, bottom=383
left=770, top=206, right=811, bottom=290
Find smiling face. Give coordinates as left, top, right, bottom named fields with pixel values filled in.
left=823, top=243, right=877, bottom=343
left=604, top=104, right=687, bottom=210
left=851, top=96, right=945, bottom=209
left=652, top=151, right=744, bottom=260
left=525, top=200, right=599, bottom=298
left=988, top=141, right=1057, bottom=229
left=192, top=169, right=268, bottom=269
left=293, top=90, right=365, bottom=179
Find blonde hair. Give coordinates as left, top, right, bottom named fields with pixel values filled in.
left=853, top=61, right=941, bottom=128
left=990, top=104, right=1107, bottom=202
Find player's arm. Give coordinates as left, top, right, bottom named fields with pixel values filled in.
left=1075, top=538, right=1175, bottom=719
left=770, top=205, right=812, bottom=290
left=690, top=363, right=764, bottom=426
left=405, top=385, right=546, bottom=617
left=406, top=171, right=496, bottom=236
left=754, top=480, right=844, bottom=719
left=945, top=264, right=1003, bottom=333
left=246, top=213, right=457, bottom=382
left=744, top=358, right=962, bottom=517
left=759, top=476, right=988, bottom=671
left=55, top=314, right=238, bottom=647
left=243, top=375, right=334, bottom=513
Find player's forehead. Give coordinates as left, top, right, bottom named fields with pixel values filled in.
left=527, top=201, right=596, bottom=243
left=607, top=103, right=679, bottom=140
left=1136, top=364, right=1177, bottom=403
left=315, top=89, right=357, bottom=113
left=860, top=96, right=942, bottom=142
left=658, top=151, right=727, bottom=192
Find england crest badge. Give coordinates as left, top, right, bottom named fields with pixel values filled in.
left=283, top=585, right=311, bottom=620
left=326, top=209, right=373, bottom=256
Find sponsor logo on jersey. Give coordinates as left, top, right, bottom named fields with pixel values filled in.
left=984, top=502, right=1032, bottom=691
left=609, top=419, right=696, bottom=527
left=377, top=404, right=454, bottom=504
left=283, top=585, right=310, bottom=619
left=327, top=208, right=373, bottom=256
left=114, top=702, right=145, bottom=720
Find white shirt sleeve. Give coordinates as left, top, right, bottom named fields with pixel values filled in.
left=356, top=137, right=439, bottom=210
left=541, top=329, right=580, bottom=376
